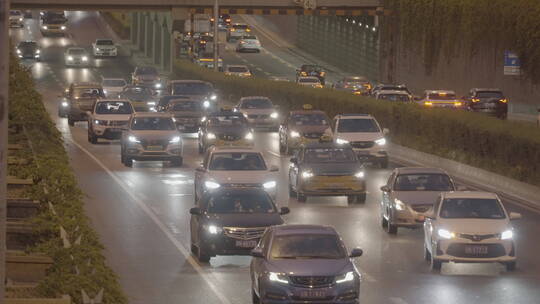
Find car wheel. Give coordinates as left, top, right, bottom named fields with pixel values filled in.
left=381, top=215, right=388, bottom=228
left=88, top=131, right=97, bottom=144
left=124, top=157, right=133, bottom=168
left=279, top=140, right=286, bottom=154
left=285, top=143, right=293, bottom=155
left=347, top=196, right=357, bottom=204
left=171, top=157, right=183, bottom=167
left=197, top=242, right=211, bottom=263
left=387, top=221, right=398, bottom=234
left=505, top=261, right=516, bottom=271
left=424, top=243, right=431, bottom=261
left=68, top=117, right=75, bottom=126
left=297, top=192, right=307, bottom=202
left=120, top=152, right=125, bottom=164
left=198, top=142, right=204, bottom=154
left=431, top=255, right=442, bottom=271
left=252, top=288, right=260, bottom=304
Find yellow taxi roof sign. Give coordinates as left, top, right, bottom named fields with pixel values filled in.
left=221, top=105, right=233, bottom=111
left=302, top=104, right=313, bottom=110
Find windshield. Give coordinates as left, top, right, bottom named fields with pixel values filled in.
left=241, top=98, right=273, bottom=109
left=170, top=100, right=201, bottom=112
left=345, top=77, right=367, bottom=83
left=121, top=87, right=154, bottom=101
left=205, top=192, right=275, bottom=214
left=95, top=101, right=132, bottom=115
left=19, top=42, right=37, bottom=49
left=241, top=35, right=258, bottom=40
left=68, top=49, right=86, bottom=55
left=171, top=82, right=212, bottom=95
left=73, top=88, right=105, bottom=98
left=135, top=67, right=158, bottom=76
left=428, top=93, right=456, bottom=100
left=232, top=24, right=249, bottom=30
left=228, top=66, right=249, bottom=73
left=131, top=117, right=175, bottom=130
left=394, top=174, right=453, bottom=191
left=97, top=40, right=114, bottom=45
left=337, top=118, right=380, bottom=133
left=209, top=152, right=266, bottom=170
left=378, top=94, right=410, bottom=102
left=440, top=198, right=506, bottom=219
left=45, top=18, right=66, bottom=24
left=476, top=91, right=504, bottom=99
left=270, top=234, right=346, bottom=259
left=208, top=115, right=247, bottom=127
left=103, top=79, right=126, bottom=87
left=10, top=11, right=22, bottom=16
left=304, top=148, right=356, bottom=163
left=290, top=113, right=328, bottom=126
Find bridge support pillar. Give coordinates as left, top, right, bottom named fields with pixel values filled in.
left=153, top=17, right=161, bottom=66
left=130, top=12, right=138, bottom=46
left=138, top=12, right=146, bottom=52
left=145, top=14, right=153, bottom=58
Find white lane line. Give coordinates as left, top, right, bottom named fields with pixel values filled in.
left=266, top=150, right=281, bottom=158
left=66, top=138, right=232, bottom=304
left=389, top=297, right=409, bottom=304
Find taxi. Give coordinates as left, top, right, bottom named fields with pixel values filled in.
left=198, top=107, right=254, bottom=153
left=278, top=104, right=333, bottom=154
left=418, top=90, right=464, bottom=109
left=288, top=140, right=366, bottom=203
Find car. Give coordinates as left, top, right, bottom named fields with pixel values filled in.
left=217, top=14, right=231, bottom=30
left=333, top=76, right=372, bottom=95
left=9, top=10, right=24, bottom=28
left=279, top=104, right=333, bottom=155
left=190, top=187, right=289, bottom=262
left=157, top=95, right=193, bottom=111
left=101, top=78, right=128, bottom=98
left=235, top=96, right=280, bottom=131
left=332, top=114, right=389, bottom=168
left=296, top=64, right=325, bottom=85
left=120, top=112, right=183, bottom=167
left=226, top=23, right=251, bottom=41
left=224, top=65, right=252, bottom=78
left=119, top=85, right=157, bottom=112
left=40, top=16, right=67, bottom=36
left=40, top=11, right=66, bottom=21
left=236, top=35, right=262, bottom=53
left=463, top=88, right=508, bottom=119
left=250, top=224, right=363, bottom=304
left=23, top=10, right=32, bottom=19
left=198, top=108, right=254, bottom=153
left=64, top=47, right=90, bottom=67
left=60, top=82, right=105, bottom=126
left=87, top=99, right=134, bottom=144
left=288, top=141, right=366, bottom=203
left=167, top=80, right=218, bottom=111
left=370, top=83, right=411, bottom=96
left=194, top=146, right=279, bottom=201
left=380, top=167, right=457, bottom=234
left=92, top=39, right=118, bottom=57
left=131, top=66, right=162, bottom=90
left=16, top=41, right=41, bottom=61
left=165, top=98, right=205, bottom=133
left=423, top=191, right=521, bottom=271
left=374, top=90, right=413, bottom=102
left=418, top=90, right=464, bottom=108
left=296, top=76, right=324, bottom=88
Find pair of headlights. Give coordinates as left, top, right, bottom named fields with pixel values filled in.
left=438, top=229, right=513, bottom=240
left=67, top=56, right=88, bottom=61
left=206, top=132, right=253, bottom=140
left=336, top=138, right=386, bottom=146
left=269, top=271, right=354, bottom=284
left=301, top=171, right=364, bottom=179
left=128, top=135, right=181, bottom=144
left=204, top=180, right=276, bottom=190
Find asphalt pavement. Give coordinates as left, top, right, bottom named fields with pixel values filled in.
left=9, top=10, right=540, bottom=304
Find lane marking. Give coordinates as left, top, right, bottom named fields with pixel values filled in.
left=266, top=150, right=281, bottom=158
left=66, top=137, right=232, bottom=304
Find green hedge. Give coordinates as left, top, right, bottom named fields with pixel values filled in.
left=9, top=56, right=127, bottom=303
left=174, top=60, right=540, bottom=186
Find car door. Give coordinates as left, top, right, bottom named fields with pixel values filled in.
left=424, top=195, right=441, bottom=250
left=382, top=172, right=396, bottom=218
left=195, top=151, right=211, bottom=199
left=190, top=196, right=204, bottom=246
left=289, top=148, right=302, bottom=190
left=251, top=229, right=272, bottom=292
left=279, top=114, right=289, bottom=144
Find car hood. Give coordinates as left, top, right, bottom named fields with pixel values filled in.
left=268, top=258, right=351, bottom=276
left=129, top=130, right=179, bottom=140
left=336, top=132, right=383, bottom=142
left=207, top=125, right=250, bottom=135
left=240, top=109, right=275, bottom=115
left=307, top=162, right=361, bottom=175
left=438, top=218, right=510, bottom=235
left=136, top=75, right=159, bottom=81
left=392, top=191, right=443, bottom=206
left=103, top=86, right=124, bottom=92
left=96, top=45, right=116, bottom=49
left=203, top=213, right=283, bottom=228
left=92, top=114, right=131, bottom=121
left=171, top=111, right=202, bottom=118
left=208, top=171, right=273, bottom=183
left=289, top=125, right=332, bottom=134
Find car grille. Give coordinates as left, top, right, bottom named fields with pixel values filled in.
left=289, top=276, right=334, bottom=288
left=248, top=114, right=269, bottom=119
left=411, top=204, right=432, bottom=213
left=446, top=243, right=506, bottom=258
left=141, top=139, right=168, bottom=149
left=47, top=25, right=60, bottom=29
left=350, top=141, right=374, bottom=149
left=457, top=233, right=499, bottom=242
left=107, top=120, right=128, bottom=127
left=220, top=183, right=262, bottom=188
left=218, top=134, right=242, bottom=141
left=223, top=227, right=266, bottom=240
left=302, top=132, right=323, bottom=139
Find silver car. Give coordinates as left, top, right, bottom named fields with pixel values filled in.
left=250, top=225, right=363, bottom=304
left=235, top=97, right=280, bottom=131
left=65, top=47, right=90, bottom=67
left=380, top=167, right=457, bottom=234
left=120, top=113, right=183, bottom=167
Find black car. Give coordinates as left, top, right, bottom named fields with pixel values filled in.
left=371, top=83, right=411, bottom=96
left=165, top=98, right=205, bottom=133
left=296, top=64, right=326, bottom=85
left=16, top=41, right=41, bottom=61
left=463, top=88, right=508, bottom=119
left=157, top=95, right=192, bottom=111
left=198, top=109, right=254, bottom=153
left=119, top=85, right=157, bottom=112
left=189, top=188, right=289, bottom=262
left=167, top=80, right=218, bottom=111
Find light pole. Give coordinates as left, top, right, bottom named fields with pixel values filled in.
left=213, top=0, right=219, bottom=72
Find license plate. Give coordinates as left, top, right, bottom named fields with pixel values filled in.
left=235, top=240, right=257, bottom=248
left=465, top=245, right=488, bottom=255
left=147, top=145, right=163, bottom=151
left=300, top=290, right=327, bottom=298
left=109, top=128, right=122, bottom=132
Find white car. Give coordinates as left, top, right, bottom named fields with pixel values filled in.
left=194, top=146, right=279, bottom=201
left=375, top=90, right=413, bottom=103
left=333, top=114, right=389, bottom=167
left=65, top=47, right=90, bottom=67
left=102, top=78, right=127, bottom=98
left=224, top=65, right=252, bottom=78
left=92, top=39, right=118, bottom=57
left=296, top=76, right=323, bottom=88
left=236, top=35, right=261, bottom=53
left=424, top=191, right=521, bottom=271
left=87, top=99, right=133, bottom=144
left=235, top=96, right=280, bottom=131
left=9, top=10, right=24, bottom=28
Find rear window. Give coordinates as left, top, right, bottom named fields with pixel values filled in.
left=96, top=40, right=114, bottom=45
left=428, top=93, right=456, bottom=100
left=171, top=100, right=201, bottom=111
left=233, top=24, right=249, bottom=29
left=299, top=78, right=320, bottom=83
left=10, top=11, right=22, bottom=16
left=228, top=66, right=249, bottom=73
left=68, top=49, right=86, bottom=55
left=241, top=98, right=273, bottom=109
left=394, top=174, right=453, bottom=191
left=476, top=91, right=504, bottom=99
left=337, top=118, right=380, bottom=133
left=73, top=88, right=105, bottom=98
left=209, top=152, right=267, bottom=170
left=378, top=94, right=410, bottom=102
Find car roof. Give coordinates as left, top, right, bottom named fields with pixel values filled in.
left=203, top=187, right=270, bottom=198
left=67, top=47, right=86, bottom=51
left=425, top=90, right=456, bottom=94
left=96, top=99, right=131, bottom=103
left=226, top=64, right=249, bottom=68
left=240, top=96, right=271, bottom=101
left=471, top=88, right=503, bottom=92
left=298, top=76, right=320, bottom=80
left=72, top=82, right=101, bottom=88
left=272, top=224, right=337, bottom=236
left=377, top=90, right=409, bottom=95
left=396, top=167, right=449, bottom=175
left=335, top=113, right=374, bottom=119
left=289, top=109, right=326, bottom=115
left=344, top=76, right=368, bottom=81
left=209, top=146, right=262, bottom=153
left=131, top=112, right=172, bottom=118
left=441, top=191, right=499, bottom=200
left=102, top=77, right=126, bottom=81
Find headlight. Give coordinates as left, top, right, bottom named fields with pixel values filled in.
left=155, top=83, right=162, bottom=89
left=94, top=120, right=107, bottom=125
left=207, top=225, right=222, bottom=234
left=36, top=49, right=40, bottom=54
left=61, top=26, right=66, bottom=30
left=169, top=136, right=181, bottom=144
left=268, top=272, right=288, bottom=284
left=394, top=199, right=406, bottom=211
left=355, top=171, right=365, bottom=178
left=61, top=101, right=69, bottom=107
left=263, top=181, right=277, bottom=189
left=270, top=112, right=278, bottom=119
left=335, top=271, right=354, bottom=284
left=42, top=26, right=48, bottom=30
left=204, top=181, right=220, bottom=189
left=438, top=229, right=455, bottom=239
left=207, top=133, right=216, bottom=140
left=19, top=18, right=23, bottom=21
left=67, top=56, right=73, bottom=61
left=16, top=49, right=21, bottom=54
left=128, top=136, right=140, bottom=143
left=245, top=132, right=254, bottom=140
left=203, top=100, right=210, bottom=108
left=210, top=94, right=217, bottom=100
left=290, top=131, right=300, bottom=138
left=147, top=101, right=156, bottom=106
left=302, top=171, right=313, bottom=179
left=336, top=138, right=349, bottom=145
left=501, top=230, right=513, bottom=240
left=96, top=48, right=100, bottom=51
left=375, top=138, right=386, bottom=146
left=82, top=56, right=88, bottom=61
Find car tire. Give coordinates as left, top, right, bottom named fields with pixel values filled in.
left=88, top=131, right=97, bottom=144
left=198, top=142, right=204, bottom=154
left=67, top=117, right=75, bottom=126
left=297, top=192, right=307, bottom=202
left=381, top=215, right=388, bottom=228
left=505, top=261, right=516, bottom=271
left=387, top=221, right=398, bottom=234
left=124, top=157, right=133, bottom=168
left=252, top=289, right=260, bottom=304
left=285, top=143, right=292, bottom=156
left=431, top=256, right=442, bottom=271
left=279, top=139, right=286, bottom=154
left=171, top=157, right=183, bottom=167
left=197, top=243, right=211, bottom=263
left=424, top=243, right=431, bottom=261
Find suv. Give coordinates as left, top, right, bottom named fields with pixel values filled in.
left=296, top=64, right=325, bottom=85
left=333, top=76, right=372, bottom=95
left=194, top=146, right=279, bottom=201
left=463, top=88, right=508, bottom=119
left=87, top=99, right=133, bottom=144
left=332, top=114, right=389, bottom=168
left=9, top=10, right=24, bottom=28
left=418, top=90, right=463, bottom=109
left=198, top=109, right=254, bottom=153
left=235, top=96, right=280, bottom=131
left=92, top=39, right=118, bottom=57
left=250, top=224, right=363, bottom=304
left=131, top=66, right=162, bottom=90
left=189, top=188, right=289, bottom=262
left=165, top=98, right=205, bottom=133
left=61, top=82, right=105, bottom=126
left=167, top=80, right=218, bottom=111
left=279, top=105, right=332, bottom=155
left=40, top=16, right=67, bottom=36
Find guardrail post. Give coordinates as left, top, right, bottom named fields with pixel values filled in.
left=0, top=0, right=8, bottom=301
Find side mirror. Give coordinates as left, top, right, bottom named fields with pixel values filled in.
left=189, top=207, right=202, bottom=215
left=380, top=185, right=390, bottom=192
left=349, top=248, right=363, bottom=258
left=290, top=158, right=298, bottom=165
left=383, top=128, right=390, bottom=135
left=269, top=165, right=279, bottom=172
left=280, top=207, right=290, bottom=215
left=509, top=212, right=522, bottom=220
left=251, top=247, right=264, bottom=258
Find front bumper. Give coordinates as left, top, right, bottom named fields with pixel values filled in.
left=124, top=143, right=183, bottom=161
left=92, top=124, right=127, bottom=139
left=94, top=49, right=118, bottom=57
left=201, top=234, right=261, bottom=256
left=433, top=239, right=516, bottom=263
left=247, top=118, right=279, bottom=129
left=9, top=20, right=23, bottom=27
left=287, top=137, right=323, bottom=149
left=353, top=149, right=388, bottom=164
left=68, top=107, right=91, bottom=121
left=65, top=59, right=89, bottom=66
left=300, top=176, right=365, bottom=196
left=41, top=28, right=66, bottom=35
left=210, top=138, right=254, bottom=147
left=260, top=278, right=359, bottom=304
left=237, top=46, right=261, bottom=52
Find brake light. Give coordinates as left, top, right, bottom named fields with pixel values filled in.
left=500, top=99, right=508, bottom=103
left=454, top=102, right=462, bottom=107
left=230, top=28, right=235, bottom=32
left=246, top=28, right=251, bottom=32
left=472, top=98, right=480, bottom=103
left=424, top=101, right=433, bottom=106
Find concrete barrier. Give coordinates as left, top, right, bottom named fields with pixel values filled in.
left=389, top=143, right=540, bottom=211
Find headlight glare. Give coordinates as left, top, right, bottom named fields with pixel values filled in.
left=263, top=181, right=277, bottom=189
left=336, top=138, right=349, bottom=145
left=268, top=272, right=288, bottom=284
left=61, top=101, right=69, bottom=107
left=67, top=56, right=73, bottom=61
left=207, top=225, right=221, bottom=234
left=169, top=136, right=181, bottom=144
left=438, top=229, right=455, bottom=239
left=203, top=100, right=210, bottom=108
left=245, top=132, right=254, bottom=140
left=207, top=133, right=216, bottom=140
left=155, top=83, right=162, bottom=89
left=394, top=199, right=406, bottom=211
left=290, top=131, right=300, bottom=138
left=204, top=181, right=220, bottom=189
left=501, top=230, right=513, bottom=240
left=82, top=56, right=88, bottom=61
left=336, top=271, right=354, bottom=284
left=61, top=26, right=66, bottom=30
left=270, top=112, right=279, bottom=119
left=210, top=94, right=217, bottom=100
left=375, top=138, right=386, bottom=146
left=128, top=136, right=140, bottom=143
left=355, top=171, right=365, bottom=178
left=147, top=101, right=156, bottom=106
left=302, top=171, right=313, bottom=179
